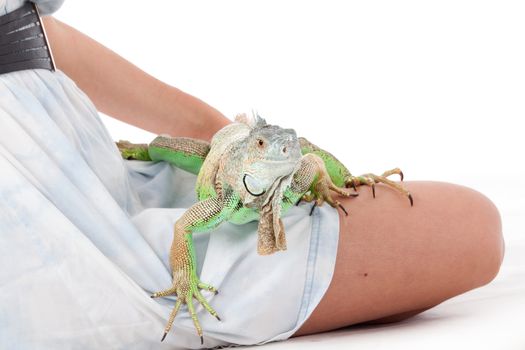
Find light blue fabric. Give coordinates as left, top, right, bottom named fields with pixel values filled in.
left=0, top=2, right=341, bottom=348
left=0, top=0, right=65, bottom=16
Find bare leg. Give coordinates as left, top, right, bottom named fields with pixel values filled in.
left=293, top=181, right=504, bottom=336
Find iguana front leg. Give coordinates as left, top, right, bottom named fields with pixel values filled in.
left=298, top=137, right=413, bottom=206
left=152, top=194, right=237, bottom=343
left=283, top=153, right=356, bottom=216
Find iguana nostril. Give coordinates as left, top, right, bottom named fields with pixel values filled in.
left=282, top=146, right=287, bottom=153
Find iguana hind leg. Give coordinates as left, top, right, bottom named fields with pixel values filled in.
left=148, top=136, right=210, bottom=175
left=116, top=136, right=210, bottom=175
left=116, top=140, right=152, bottom=161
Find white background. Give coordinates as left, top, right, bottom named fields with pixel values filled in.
left=54, top=0, right=525, bottom=240
left=53, top=0, right=525, bottom=176
left=53, top=2, right=524, bottom=348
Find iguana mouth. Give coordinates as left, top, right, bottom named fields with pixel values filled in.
left=243, top=174, right=266, bottom=197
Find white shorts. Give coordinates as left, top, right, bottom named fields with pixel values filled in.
left=0, top=69, right=340, bottom=349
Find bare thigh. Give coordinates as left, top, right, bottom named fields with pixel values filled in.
left=293, top=181, right=504, bottom=336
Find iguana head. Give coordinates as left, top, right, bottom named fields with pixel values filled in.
left=216, top=113, right=302, bottom=254
left=232, top=113, right=302, bottom=255
left=236, top=113, right=302, bottom=203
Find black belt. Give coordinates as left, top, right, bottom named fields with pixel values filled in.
left=0, top=1, right=55, bottom=75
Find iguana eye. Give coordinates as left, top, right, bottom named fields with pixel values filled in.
left=282, top=146, right=287, bottom=153
left=257, top=139, right=264, bottom=147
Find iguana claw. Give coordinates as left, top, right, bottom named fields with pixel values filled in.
left=344, top=167, right=413, bottom=206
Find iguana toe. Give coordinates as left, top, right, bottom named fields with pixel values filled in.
left=153, top=276, right=220, bottom=344
left=344, top=168, right=413, bottom=206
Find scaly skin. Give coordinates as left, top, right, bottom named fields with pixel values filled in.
left=116, top=113, right=413, bottom=345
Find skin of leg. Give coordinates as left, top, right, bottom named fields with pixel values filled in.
left=293, top=180, right=505, bottom=336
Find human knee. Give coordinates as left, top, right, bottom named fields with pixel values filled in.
left=454, top=185, right=504, bottom=287
left=475, top=191, right=504, bottom=285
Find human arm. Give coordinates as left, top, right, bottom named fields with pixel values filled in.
left=41, top=16, right=231, bottom=141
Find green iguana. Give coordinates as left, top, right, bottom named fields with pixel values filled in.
left=116, top=113, right=412, bottom=344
